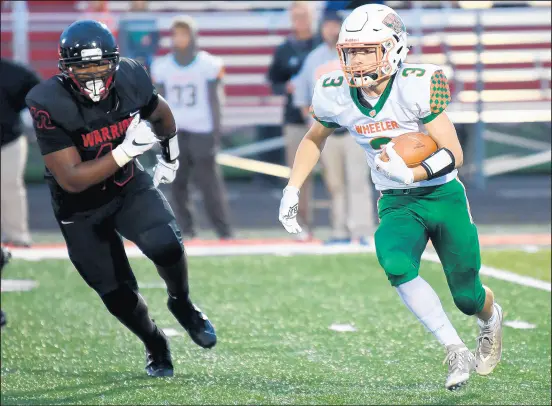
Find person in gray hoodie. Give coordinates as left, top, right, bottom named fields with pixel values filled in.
left=150, top=16, right=232, bottom=240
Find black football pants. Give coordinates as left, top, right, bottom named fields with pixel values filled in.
left=56, top=174, right=189, bottom=298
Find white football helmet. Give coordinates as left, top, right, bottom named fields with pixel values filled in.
left=337, top=4, right=409, bottom=87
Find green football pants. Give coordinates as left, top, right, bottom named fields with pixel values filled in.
left=375, top=178, right=486, bottom=316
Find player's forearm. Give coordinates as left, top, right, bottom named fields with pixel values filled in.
left=424, top=112, right=464, bottom=168
left=146, top=95, right=179, bottom=162
left=147, top=96, right=177, bottom=141
left=411, top=145, right=463, bottom=183
left=412, top=165, right=429, bottom=183
left=287, top=136, right=323, bottom=189
left=62, top=154, right=121, bottom=193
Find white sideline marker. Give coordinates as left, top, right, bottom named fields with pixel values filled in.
left=421, top=251, right=551, bottom=292
left=162, top=328, right=183, bottom=337
left=1, top=279, right=39, bottom=292
left=329, top=323, right=357, bottom=332
left=504, top=320, right=536, bottom=329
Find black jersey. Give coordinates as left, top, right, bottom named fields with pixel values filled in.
left=25, top=58, right=159, bottom=218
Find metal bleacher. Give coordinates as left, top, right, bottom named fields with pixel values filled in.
left=1, top=1, right=550, bottom=129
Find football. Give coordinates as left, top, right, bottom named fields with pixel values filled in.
left=380, top=132, right=438, bottom=168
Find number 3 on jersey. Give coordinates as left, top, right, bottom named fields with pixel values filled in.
left=402, top=68, right=426, bottom=77
left=322, top=76, right=344, bottom=88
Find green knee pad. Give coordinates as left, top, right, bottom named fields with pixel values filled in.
left=376, top=253, right=420, bottom=287
left=448, top=271, right=486, bottom=315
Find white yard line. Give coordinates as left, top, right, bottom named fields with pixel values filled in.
left=421, top=251, right=551, bottom=292
left=8, top=243, right=551, bottom=292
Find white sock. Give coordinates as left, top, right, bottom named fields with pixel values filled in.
left=396, top=276, right=464, bottom=347
left=477, top=302, right=497, bottom=328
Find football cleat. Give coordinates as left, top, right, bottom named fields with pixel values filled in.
left=475, top=302, right=504, bottom=376
left=168, top=297, right=217, bottom=349
left=0, top=310, right=6, bottom=328
left=443, top=344, right=475, bottom=391
left=145, top=328, right=174, bottom=378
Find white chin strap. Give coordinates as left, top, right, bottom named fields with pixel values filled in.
left=84, top=79, right=105, bottom=102
left=354, top=75, right=377, bottom=87
left=354, top=64, right=393, bottom=87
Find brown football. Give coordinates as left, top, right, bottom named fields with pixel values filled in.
left=380, top=132, right=438, bottom=168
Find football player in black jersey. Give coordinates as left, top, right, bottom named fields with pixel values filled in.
left=25, top=20, right=216, bottom=378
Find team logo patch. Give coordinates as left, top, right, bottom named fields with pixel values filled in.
left=30, top=107, right=56, bottom=130
left=382, top=13, right=405, bottom=35
left=288, top=204, right=298, bottom=218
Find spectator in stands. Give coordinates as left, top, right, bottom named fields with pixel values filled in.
left=0, top=58, right=40, bottom=247
left=150, top=16, right=233, bottom=241
left=85, top=0, right=117, bottom=37
left=267, top=0, right=321, bottom=241
left=292, top=11, right=374, bottom=245
left=118, top=0, right=159, bottom=71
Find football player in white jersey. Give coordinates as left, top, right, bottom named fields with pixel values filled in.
left=278, top=4, right=504, bottom=391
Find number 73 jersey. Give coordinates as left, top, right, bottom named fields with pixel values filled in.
left=150, top=51, right=224, bottom=133
left=310, top=63, right=457, bottom=191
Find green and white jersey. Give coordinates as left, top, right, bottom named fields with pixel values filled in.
left=310, top=63, right=457, bottom=191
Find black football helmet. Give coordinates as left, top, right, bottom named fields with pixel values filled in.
left=58, top=20, right=120, bottom=102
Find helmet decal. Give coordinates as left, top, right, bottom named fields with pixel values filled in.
left=382, top=13, right=406, bottom=35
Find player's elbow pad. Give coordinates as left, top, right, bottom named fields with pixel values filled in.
left=420, top=148, right=456, bottom=180
left=160, top=132, right=179, bottom=162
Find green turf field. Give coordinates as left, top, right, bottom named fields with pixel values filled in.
left=1, top=251, right=551, bottom=405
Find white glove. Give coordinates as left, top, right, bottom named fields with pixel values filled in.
left=278, top=186, right=302, bottom=234
left=112, top=114, right=158, bottom=167
left=153, top=155, right=179, bottom=187
left=374, top=142, right=415, bottom=185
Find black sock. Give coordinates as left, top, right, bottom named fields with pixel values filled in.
left=101, top=285, right=160, bottom=348
left=155, top=252, right=190, bottom=300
